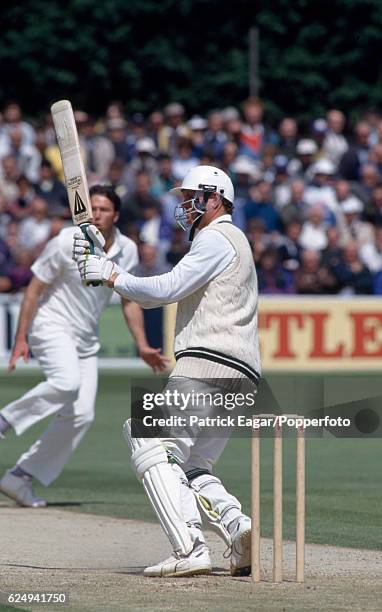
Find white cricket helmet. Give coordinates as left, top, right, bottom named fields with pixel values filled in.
left=171, top=165, right=234, bottom=233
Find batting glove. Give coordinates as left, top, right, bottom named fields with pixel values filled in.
left=76, top=255, right=123, bottom=285
left=72, top=224, right=105, bottom=260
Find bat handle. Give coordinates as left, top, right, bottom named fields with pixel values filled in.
left=80, top=223, right=102, bottom=287
left=80, top=223, right=95, bottom=254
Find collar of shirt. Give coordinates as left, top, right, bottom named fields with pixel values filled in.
left=208, top=214, right=232, bottom=227
left=105, top=227, right=124, bottom=260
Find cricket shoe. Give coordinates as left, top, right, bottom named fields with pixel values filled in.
left=0, top=470, right=47, bottom=508
left=143, top=543, right=212, bottom=577
left=230, top=516, right=251, bottom=576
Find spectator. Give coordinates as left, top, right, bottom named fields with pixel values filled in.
left=0, top=155, right=20, bottom=201
left=304, top=158, right=338, bottom=214
left=261, top=145, right=278, bottom=181
left=231, top=156, right=261, bottom=201
left=107, top=118, right=130, bottom=163
left=270, top=155, right=291, bottom=209
left=1, top=128, right=41, bottom=183
left=133, top=242, right=171, bottom=349
left=351, top=163, right=381, bottom=208
left=4, top=221, right=20, bottom=256
left=323, top=110, right=348, bottom=165
left=226, top=116, right=243, bottom=149
left=34, top=160, right=68, bottom=216
left=364, top=109, right=381, bottom=145
left=331, top=241, right=373, bottom=294
left=17, top=197, right=51, bottom=253
left=299, top=206, right=329, bottom=251
left=0, top=234, right=12, bottom=292
left=310, top=118, right=328, bottom=156
left=124, top=137, right=158, bottom=189
left=0, top=102, right=36, bottom=147
left=277, top=117, right=298, bottom=159
left=295, top=249, right=337, bottom=294
left=373, top=270, right=382, bottom=294
left=0, top=195, right=11, bottom=240
left=5, top=248, right=34, bottom=292
left=257, top=247, right=295, bottom=294
left=359, top=226, right=382, bottom=273
left=106, top=159, right=129, bottom=203
left=244, top=180, right=282, bottom=232
left=0, top=234, right=11, bottom=271
left=334, top=179, right=351, bottom=205
left=339, top=121, right=371, bottom=180
left=172, top=136, right=199, bottom=180
left=187, top=116, right=208, bottom=158
left=119, top=171, right=160, bottom=229
left=152, top=154, right=176, bottom=198
left=340, top=196, right=374, bottom=247
left=364, top=185, right=382, bottom=225
left=277, top=220, right=302, bottom=271
left=221, top=142, right=238, bottom=174
left=166, top=227, right=190, bottom=266
left=105, top=100, right=125, bottom=122
left=126, top=112, right=147, bottom=160
left=279, top=179, right=308, bottom=225
left=49, top=215, right=66, bottom=240
left=8, top=175, right=35, bottom=220
left=134, top=242, right=171, bottom=277
left=204, top=110, right=228, bottom=160
left=369, top=143, right=382, bottom=176
left=35, top=126, right=63, bottom=181
left=78, top=116, right=114, bottom=181
left=322, top=227, right=343, bottom=270
left=288, top=138, right=318, bottom=179
left=148, top=111, right=166, bottom=151
left=240, top=97, right=277, bottom=160
left=162, top=103, right=187, bottom=155
left=138, top=202, right=172, bottom=260
left=247, top=219, right=270, bottom=265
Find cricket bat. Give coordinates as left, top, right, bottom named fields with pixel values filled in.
left=51, top=99, right=100, bottom=285
left=50, top=99, right=95, bottom=247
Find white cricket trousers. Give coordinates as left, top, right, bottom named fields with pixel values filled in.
left=1, top=329, right=98, bottom=486
left=160, top=377, right=251, bottom=533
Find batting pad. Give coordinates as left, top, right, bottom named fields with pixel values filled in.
left=123, top=419, right=193, bottom=555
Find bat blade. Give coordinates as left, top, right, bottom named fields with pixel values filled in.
left=51, top=100, right=101, bottom=286
left=50, top=100, right=92, bottom=226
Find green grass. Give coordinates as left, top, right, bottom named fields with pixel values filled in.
left=0, top=372, right=381, bottom=551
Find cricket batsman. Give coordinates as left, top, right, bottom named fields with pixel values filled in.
left=73, top=166, right=261, bottom=577
left=0, top=185, right=168, bottom=507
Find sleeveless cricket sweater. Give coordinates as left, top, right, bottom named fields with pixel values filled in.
left=170, top=220, right=261, bottom=386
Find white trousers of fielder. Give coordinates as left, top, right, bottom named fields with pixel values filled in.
left=1, top=328, right=98, bottom=486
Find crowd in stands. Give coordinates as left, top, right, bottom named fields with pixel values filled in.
left=1, top=98, right=382, bottom=295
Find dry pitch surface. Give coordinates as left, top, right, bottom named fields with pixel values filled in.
left=1, top=505, right=382, bottom=612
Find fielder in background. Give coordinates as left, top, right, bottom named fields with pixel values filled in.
left=74, top=166, right=261, bottom=578
left=0, top=184, right=168, bottom=507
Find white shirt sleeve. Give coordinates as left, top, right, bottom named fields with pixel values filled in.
left=113, top=228, right=236, bottom=308
left=31, top=235, right=64, bottom=284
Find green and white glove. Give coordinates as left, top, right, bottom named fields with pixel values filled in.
left=76, top=255, right=123, bottom=285
left=72, top=224, right=105, bottom=260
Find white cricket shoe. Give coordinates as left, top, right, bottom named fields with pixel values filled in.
left=144, top=544, right=212, bottom=577
left=0, top=470, right=47, bottom=508
left=230, top=516, right=251, bottom=576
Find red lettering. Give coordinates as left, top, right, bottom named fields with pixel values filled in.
left=350, top=313, right=382, bottom=357
left=261, top=313, right=304, bottom=358
left=308, top=313, right=344, bottom=358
